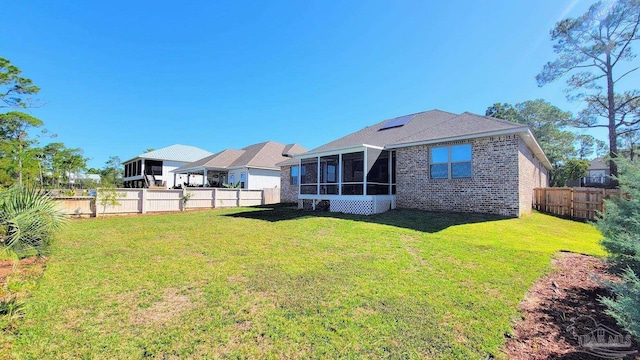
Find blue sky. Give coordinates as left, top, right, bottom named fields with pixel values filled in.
left=3, top=0, right=635, bottom=168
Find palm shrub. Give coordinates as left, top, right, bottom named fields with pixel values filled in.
left=0, top=184, right=66, bottom=257
left=597, top=158, right=640, bottom=338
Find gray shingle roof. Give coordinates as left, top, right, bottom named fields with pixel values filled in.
left=173, top=141, right=307, bottom=173
left=306, top=110, right=526, bottom=153
left=588, top=157, right=609, bottom=170
left=176, top=149, right=245, bottom=171
left=282, top=143, right=307, bottom=156
left=133, top=144, right=214, bottom=163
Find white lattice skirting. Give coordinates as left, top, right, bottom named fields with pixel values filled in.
left=298, top=195, right=396, bottom=215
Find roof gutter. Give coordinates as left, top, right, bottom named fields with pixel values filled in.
left=296, top=144, right=384, bottom=159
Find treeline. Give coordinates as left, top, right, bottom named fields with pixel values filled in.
left=0, top=57, right=122, bottom=188
left=485, top=99, right=614, bottom=187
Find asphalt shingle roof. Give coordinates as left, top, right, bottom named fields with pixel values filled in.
left=588, top=157, right=609, bottom=170
left=173, top=142, right=307, bottom=173
left=307, top=110, right=526, bottom=153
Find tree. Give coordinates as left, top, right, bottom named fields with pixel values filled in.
left=487, top=99, right=576, bottom=185
left=597, top=158, right=640, bottom=337
left=555, top=158, right=590, bottom=186
left=536, top=0, right=640, bottom=178
left=97, top=185, right=124, bottom=217
left=0, top=112, right=44, bottom=185
left=38, top=143, right=88, bottom=188
left=102, top=156, right=123, bottom=187
left=596, top=138, right=609, bottom=158
left=576, top=134, right=596, bottom=159
left=485, top=103, right=519, bottom=122
left=619, top=131, right=640, bottom=160
left=57, top=148, right=88, bottom=189
left=0, top=58, right=40, bottom=109
left=40, top=142, right=66, bottom=187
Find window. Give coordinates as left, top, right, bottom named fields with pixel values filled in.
left=430, top=144, right=472, bottom=179
left=240, top=173, right=246, bottom=189
left=290, top=166, right=299, bottom=185
left=229, top=174, right=235, bottom=184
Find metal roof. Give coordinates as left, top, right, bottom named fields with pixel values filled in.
left=126, top=144, right=214, bottom=163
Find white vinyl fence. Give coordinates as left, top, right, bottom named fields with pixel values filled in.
left=55, top=187, right=280, bottom=217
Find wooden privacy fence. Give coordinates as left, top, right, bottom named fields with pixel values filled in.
left=54, top=187, right=280, bottom=217
left=533, top=187, right=623, bottom=221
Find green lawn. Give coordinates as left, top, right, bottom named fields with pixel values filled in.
left=2, top=206, right=604, bottom=359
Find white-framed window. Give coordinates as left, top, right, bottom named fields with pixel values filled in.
left=430, top=144, right=472, bottom=179
left=240, top=173, right=246, bottom=189
left=229, top=174, right=235, bottom=184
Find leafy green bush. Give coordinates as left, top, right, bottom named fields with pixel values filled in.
left=597, top=158, right=640, bottom=338
left=0, top=184, right=66, bottom=257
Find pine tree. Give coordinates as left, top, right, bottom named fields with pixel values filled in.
left=597, top=158, right=640, bottom=337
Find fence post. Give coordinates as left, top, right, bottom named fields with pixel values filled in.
left=180, top=187, right=186, bottom=212
left=141, top=189, right=147, bottom=214
left=212, top=188, right=217, bottom=208
left=570, top=188, right=574, bottom=219
left=237, top=189, right=241, bottom=207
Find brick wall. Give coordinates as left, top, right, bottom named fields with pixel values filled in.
left=518, top=138, right=549, bottom=216
left=280, top=166, right=298, bottom=203
left=395, top=135, right=522, bottom=217
left=281, top=135, right=548, bottom=217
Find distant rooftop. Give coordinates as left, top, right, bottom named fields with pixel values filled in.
left=172, top=141, right=307, bottom=173
left=125, top=144, right=214, bottom=163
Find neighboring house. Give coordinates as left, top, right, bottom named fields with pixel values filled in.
left=586, top=157, right=610, bottom=181
left=67, top=173, right=101, bottom=185
left=280, top=110, right=551, bottom=217
left=172, top=141, right=307, bottom=189
left=582, top=157, right=613, bottom=187
left=122, top=144, right=213, bottom=188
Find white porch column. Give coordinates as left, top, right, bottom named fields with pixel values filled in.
left=388, top=151, right=393, bottom=195
left=338, top=153, right=343, bottom=195
left=203, top=169, right=208, bottom=187
left=297, top=159, right=301, bottom=196
left=316, top=156, right=320, bottom=195
left=363, top=149, right=367, bottom=195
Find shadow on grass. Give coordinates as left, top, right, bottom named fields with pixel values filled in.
left=224, top=203, right=509, bottom=233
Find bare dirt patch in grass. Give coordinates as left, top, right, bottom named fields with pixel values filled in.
left=0, top=257, right=43, bottom=286
left=130, top=287, right=200, bottom=326
left=505, top=252, right=640, bottom=359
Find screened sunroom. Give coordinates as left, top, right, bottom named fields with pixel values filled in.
left=294, top=145, right=397, bottom=215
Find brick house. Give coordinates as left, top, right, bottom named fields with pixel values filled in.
left=278, top=110, right=550, bottom=217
